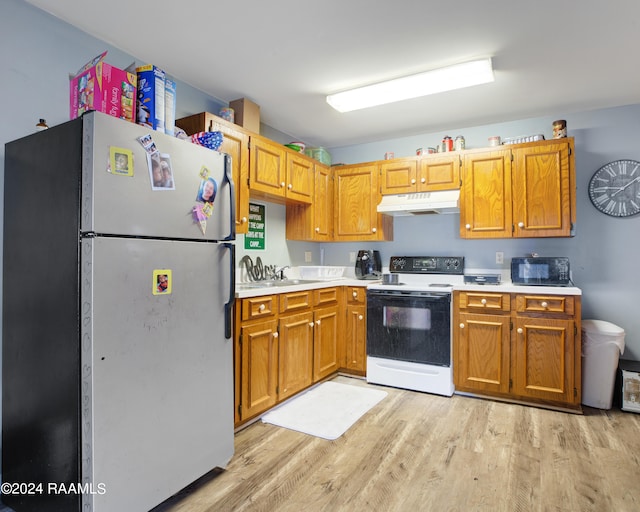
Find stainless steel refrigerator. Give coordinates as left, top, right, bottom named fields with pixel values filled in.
left=2, top=111, right=235, bottom=511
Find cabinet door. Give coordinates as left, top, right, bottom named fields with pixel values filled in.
left=278, top=311, right=314, bottom=400
left=313, top=164, right=333, bottom=240
left=455, top=312, right=511, bottom=394
left=512, top=141, right=573, bottom=237
left=460, top=149, right=512, bottom=239
left=210, top=119, right=250, bottom=234
left=239, top=320, right=279, bottom=421
left=285, top=163, right=332, bottom=241
left=512, top=317, right=576, bottom=404
left=380, top=158, right=418, bottom=195
left=175, top=112, right=250, bottom=234
left=419, top=154, right=461, bottom=191
left=313, top=305, right=340, bottom=382
left=344, top=304, right=366, bottom=373
left=286, top=152, right=314, bottom=204
left=250, top=135, right=287, bottom=198
left=334, top=164, right=391, bottom=241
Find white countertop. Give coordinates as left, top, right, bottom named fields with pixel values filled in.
left=235, top=278, right=581, bottom=298
left=235, top=277, right=377, bottom=299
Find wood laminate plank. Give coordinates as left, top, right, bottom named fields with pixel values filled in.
left=152, top=376, right=640, bottom=512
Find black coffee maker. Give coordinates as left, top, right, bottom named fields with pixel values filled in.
left=355, top=250, right=382, bottom=279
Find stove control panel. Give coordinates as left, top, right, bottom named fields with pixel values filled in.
left=389, top=256, right=464, bottom=274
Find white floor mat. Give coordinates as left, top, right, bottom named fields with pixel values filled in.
left=261, top=381, right=387, bottom=440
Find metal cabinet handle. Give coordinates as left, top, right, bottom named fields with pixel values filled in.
left=421, top=177, right=426, bottom=183
left=352, top=291, right=358, bottom=298
left=316, top=320, right=321, bottom=325
left=358, top=315, right=363, bottom=321
left=459, top=323, right=465, bottom=329
left=517, top=328, right=523, bottom=334
left=481, top=298, right=487, bottom=305
left=465, top=223, right=471, bottom=230
left=372, top=227, right=377, bottom=233
left=235, top=216, right=248, bottom=225
left=541, top=301, right=548, bottom=308
left=288, top=183, right=293, bottom=190
left=280, top=181, right=286, bottom=188
left=258, top=303, right=266, bottom=311
left=273, top=331, right=279, bottom=338
left=411, top=178, right=416, bottom=184
left=315, top=227, right=320, bottom=232
left=518, top=222, right=525, bottom=228
left=309, top=322, right=315, bottom=327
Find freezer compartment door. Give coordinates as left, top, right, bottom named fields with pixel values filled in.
left=82, top=111, right=234, bottom=241
left=80, top=237, right=234, bottom=512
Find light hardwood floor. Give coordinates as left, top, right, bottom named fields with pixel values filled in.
left=152, top=376, right=640, bottom=512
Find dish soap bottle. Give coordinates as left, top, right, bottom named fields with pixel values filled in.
left=36, top=118, right=49, bottom=131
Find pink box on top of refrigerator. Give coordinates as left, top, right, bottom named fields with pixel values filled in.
left=69, top=51, right=137, bottom=122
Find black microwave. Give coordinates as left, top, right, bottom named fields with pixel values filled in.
left=510, top=257, right=571, bottom=286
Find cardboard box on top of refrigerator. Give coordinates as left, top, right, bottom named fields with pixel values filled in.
left=136, top=64, right=166, bottom=132
left=69, top=51, right=137, bottom=122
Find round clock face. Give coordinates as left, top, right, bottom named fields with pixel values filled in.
left=588, top=160, right=640, bottom=217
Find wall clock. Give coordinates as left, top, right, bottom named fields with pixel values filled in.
left=588, top=159, right=640, bottom=217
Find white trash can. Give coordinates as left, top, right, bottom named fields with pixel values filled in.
left=581, top=319, right=625, bottom=409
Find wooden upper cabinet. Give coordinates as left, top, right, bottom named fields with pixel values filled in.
left=511, top=140, right=573, bottom=237
left=175, top=112, right=250, bottom=233
left=380, top=158, right=418, bottom=195
left=419, top=154, right=461, bottom=191
left=249, top=134, right=287, bottom=199
left=313, top=164, right=333, bottom=240
left=333, top=163, right=393, bottom=241
left=461, top=148, right=513, bottom=239
left=285, top=152, right=314, bottom=204
left=286, top=163, right=333, bottom=241
left=460, top=138, right=575, bottom=239
left=380, top=154, right=460, bottom=195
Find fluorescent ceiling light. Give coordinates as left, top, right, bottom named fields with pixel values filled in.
left=326, top=58, right=494, bottom=113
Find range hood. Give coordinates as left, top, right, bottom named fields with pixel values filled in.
left=377, top=190, right=460, bottom=216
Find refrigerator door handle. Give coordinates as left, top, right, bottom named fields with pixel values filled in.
left=223, top=154, right=236, bottom=242
left=223, top=242, right=235, bottom=339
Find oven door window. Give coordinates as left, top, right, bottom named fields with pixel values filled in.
left=367, top=293, right=450, bottom=366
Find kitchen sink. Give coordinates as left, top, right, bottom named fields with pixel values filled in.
left=237, top=279, right=322, bottom=290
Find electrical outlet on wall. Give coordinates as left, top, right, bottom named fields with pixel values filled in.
left=304, top=251, right=312, bottom=263
left=349, top=252, right=356, bottom=263
left=496, top=251, right=504, bottom=264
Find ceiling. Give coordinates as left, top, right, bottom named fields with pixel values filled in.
left=25, top=0, right=640, bottom=148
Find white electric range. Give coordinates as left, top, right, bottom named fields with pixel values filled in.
left=366, top=256, right=465, bottom=396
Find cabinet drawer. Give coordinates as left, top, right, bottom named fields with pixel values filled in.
left=458, top=291, right=510, bottom=312
left=346, top=287, right=367, bottom=305
left=279, top=290, right=312, bottom=313
left=515, top=294, right=575, bottom=315
left=241, top=295, right=277, bottom=320
left=313, top=287, right=339, bottom=307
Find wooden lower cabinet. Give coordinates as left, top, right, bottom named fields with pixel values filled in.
left=235, top=286, right=351, bottom=427
left=237, top=319, right=279, bottom=422
left=456, top=311, right=511, bottom=395
left=453, top=290, right=581, bottom=411
left=313, top=305, right=340, bottom=381
left=343, top=286, right=367, bottom=374
left=278, top=310, right=314, bottom=401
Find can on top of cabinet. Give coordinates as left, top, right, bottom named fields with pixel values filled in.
left=552, top=119, right=567, bottom=139
left=442, top=136, right=453, bottom=152
left=384, top=152, right=395, bottom=160
left=454, top=135, right=465, bottom=151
